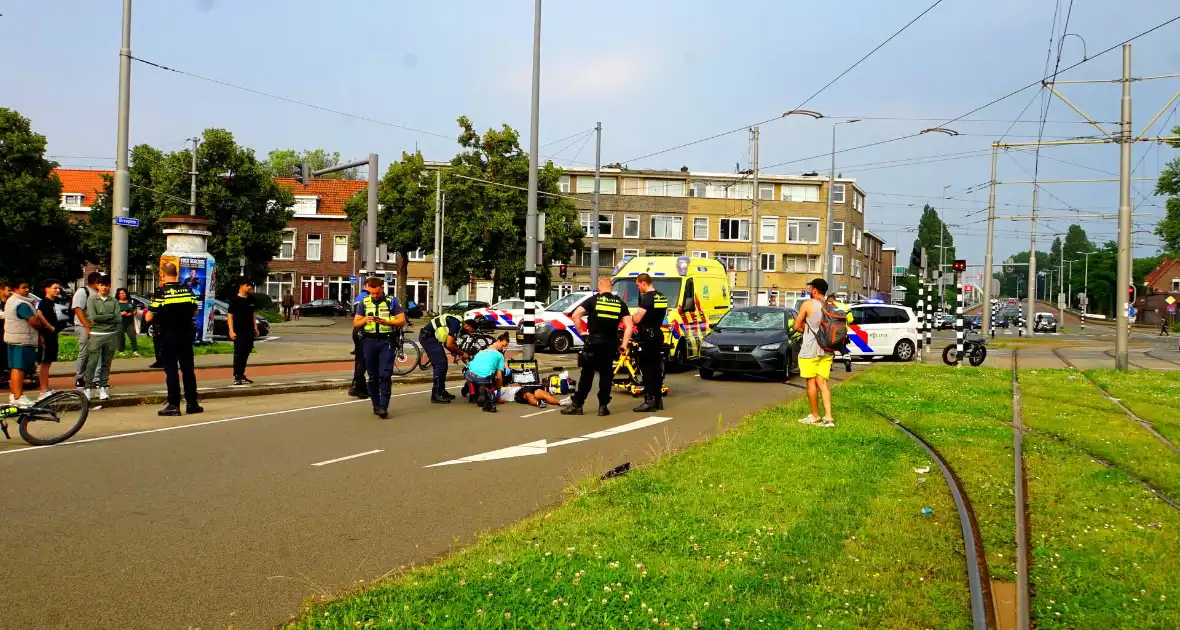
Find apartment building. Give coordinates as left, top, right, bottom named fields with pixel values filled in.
left=556, top=167, right=872, bottom=305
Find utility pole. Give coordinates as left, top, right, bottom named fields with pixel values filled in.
left=188, top=137, right=199, bottom=216
left=1025, top=187, right=1039, bottom=336
left=751, top=126, right=761, bottom=303
left=939, top=185, right=950, bottom=309
left=434, top=170, right=442, bottom=311
left=590, top=122, right=602, bottom=287
left=367, top=154, right=378, bottom=277
left=521, top=0, right=542, bottom=361
left=1058, top=240, right=1065, bottom=325
left=982, top=143, right=998, bottom=332
left=109, top=0, right=133, bottom=290
left=1114, top=44, right=1133, bottom=370
left=1081, top=250, right=1097, bottom=330
left=439, top=192, right=446, bottom=310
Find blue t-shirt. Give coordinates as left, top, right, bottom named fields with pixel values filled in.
left=15, top=302, right=35, bottom=320
left=467, top=348, right=506, bottom=378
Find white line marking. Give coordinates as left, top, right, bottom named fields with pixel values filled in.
left=520, top=408, right=557, bottom=418
left=0, top=388, right=434, bottom=456
left=580, top=416, right=672, bottom=439
left=547, top=437, right=588, bottom=447
left=311, top=449, right=383, bottom=467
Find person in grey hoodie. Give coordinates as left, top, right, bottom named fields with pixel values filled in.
left=84, top=276, right=119, bottom=400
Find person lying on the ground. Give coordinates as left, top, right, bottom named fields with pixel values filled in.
left=494, top=384, right=561, bottom=408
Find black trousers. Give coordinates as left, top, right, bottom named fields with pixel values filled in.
left=233, top=334, right=254, bottom=379
left=420, top=332, right=448, bottom=392
left=351, top=328, right=368, bottom=394
left=636, top=336, right=664, bottom=401
left=573, top=343, right=617, bottom=408
left=159, top=335, right=198, bottom=408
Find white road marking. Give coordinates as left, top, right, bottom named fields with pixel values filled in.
left=311, top=449, right=383, bottom=467
left=520, top=408, right=557, bottom=418
left=0, top=388, right=434, bottom=456
left=426, top=416, right=674, bottom=468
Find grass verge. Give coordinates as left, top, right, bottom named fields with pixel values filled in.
left=291, top=369, right=974, bottom=629
left=1082, top=369, right=1180, bottom=446
left=55, top=336, right=234, bottom=362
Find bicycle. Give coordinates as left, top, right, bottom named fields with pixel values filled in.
left=416, top=331, right=495, bottom=372
left=0, top=390, right=91, bottom=446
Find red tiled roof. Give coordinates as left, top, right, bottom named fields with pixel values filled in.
left=1144, top=258, right=1179, bottom=287
left=55, top=169, right=110, bottom=207
left=275, top=178, right=368, bottom=216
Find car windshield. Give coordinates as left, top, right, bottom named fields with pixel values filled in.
left=545, top=293, right=586, bottom=313
left=716, top=309, right=787, bottom=330
left=611, top=278, right=683, bottom=309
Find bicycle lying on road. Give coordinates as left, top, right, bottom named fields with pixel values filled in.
left=0, top=390, right=91, bottom=446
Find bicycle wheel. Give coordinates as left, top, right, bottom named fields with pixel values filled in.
left=19, top=390, right=90, bottom=446
left=417, top=343, right=432, bottom=371
left=392, top=338, right=422, bottom=377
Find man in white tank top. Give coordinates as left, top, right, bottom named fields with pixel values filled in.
left=792, top=278, right=835, bottom=427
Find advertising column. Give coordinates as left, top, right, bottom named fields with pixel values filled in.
left=158, top=216, right=217, bottom=344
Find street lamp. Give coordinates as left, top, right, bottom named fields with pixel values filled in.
left=932, top=243, right=951, bottom=310
left=1080, top=251, right=1098, bottom=315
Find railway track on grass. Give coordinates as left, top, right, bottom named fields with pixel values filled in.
left=1143, top=349, right=1180, bottom=367
left=1009, top=350, right=1032, bottom=630
left=869, top=408, right=997, bottom=630
left=1055, top=347, right=1180, bottom=456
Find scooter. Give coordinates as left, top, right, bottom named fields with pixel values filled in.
left=942, top=331, right=988, bottom=367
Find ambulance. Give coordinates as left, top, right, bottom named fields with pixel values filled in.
left=610, top=255, right=732, bottom=368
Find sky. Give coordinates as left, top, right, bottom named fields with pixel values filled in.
left=4, top=0, right=1180, bottom=281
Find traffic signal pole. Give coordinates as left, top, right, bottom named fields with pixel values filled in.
left=1114, top=45, right=1133, bottom=369
left=110, top=0, right=133, bottom=292
left=303, top=155, right=379, bottom=276
left=982, top=142, right=997, bottom=333
left=590, top=122, right=601, bottom=288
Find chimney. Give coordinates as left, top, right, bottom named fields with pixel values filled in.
left=680, top=166, right=689, bottom=173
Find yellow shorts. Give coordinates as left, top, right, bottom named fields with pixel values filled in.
left=798, top=354, right=834, bottom=380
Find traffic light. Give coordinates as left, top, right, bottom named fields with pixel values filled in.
left=1128, top=285, right=1137, bottom=304
left=952, top=259, right=967, bottom=273
left=292, top=162, right=309, bottom=185
left=559, top=265, right=567, bottom=279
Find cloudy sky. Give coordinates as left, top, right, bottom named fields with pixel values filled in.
left=5, top=0, right=1179, bottom=274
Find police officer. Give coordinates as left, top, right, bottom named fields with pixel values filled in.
left=352, top=277, right=406, bottom=418
left=347, top=286, right=370, bottom=399
left=145, top=261, right=202, bottom=416
left=562, top=277, right=633, bottom=417
left=631, top=273, right=668, bottom=412
left=420, top=313, right=476, bottom=403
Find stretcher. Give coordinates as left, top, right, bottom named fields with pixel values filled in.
left=611, top=339, right=670, bottom=397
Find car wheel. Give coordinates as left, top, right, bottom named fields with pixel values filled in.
left=550, top=331, right=573, bottom=353
left=668, top=340, right=689, bottom=372
left=699, top=367, right=715, bottom=380
left=894, top=339, right=916, bottom=362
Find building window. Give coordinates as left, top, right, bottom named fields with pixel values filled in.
left=264, top=272, right=294, bottom=302
left=621, top=178, right=643, bottom=195
left=1172, top=279, right=1180, bottom=292
left=853, top=227, right=862, bottom=251
left=726, top=182, right=753, bottom=200
left=758, top=183, right=774, bottom=201
left=623, top=214, right=640, bottom=238
left=408, top=248, right=428, bottom=262
left=831, top=221, right=845, bottom=246
left=731, top=290, right=751, bottom=308
left=692, top=250, right=709, bottom=259
left=854, top=192, right=865, bottom=213
left=405, top=280, right=429, bottom=307
left=622, top=248, right=640, bottom=259
left=558, top=175, right=571, bottom=193
left=576, top=176, right=617, bottom=194
left=809, top=255, right=820, bottom=273
left=333, top=235, right=349, bottom=262
left=852, top=259, right=862, bottom=279
left=692, top=217, right=709, bottom=240
left=719, top=218, right=751, bottom=241
left=760, top=217, right=778, bottom=243
left=61, top=193, right=84, bottom=206
left=833, top=254, right=844, bottom=275
left=327, top=276, right=353, bottom=303
left=650, top=215, right=683, bottom=240
left=574, top=249, right=615, bottom=267
left=781, top=185, right=820, bottom=202
left=689, top=182, right=707, bottom=198
left=787, top=219, right=819, bottom=244
left=760, top=252, right=777, bottom=272
left=292, top=196, right=319, bottom=216
left=644, top=179, right=684, bottom=197
left=831, top=183, right=846, bottom=204
left=278, top=229, right=296, bottom=260
left=579, top=212, right=613, bottom=237
left=716, top=253, right=751, bottom=271
left=305, top=234, right=322, bottom=261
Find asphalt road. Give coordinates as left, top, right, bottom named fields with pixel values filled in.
left=0, top=368, right=849, bottom=629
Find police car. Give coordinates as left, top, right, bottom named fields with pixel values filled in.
left=516, top=292, right=594, bottom=353
left=465, top=298, right=545, bottom=329
left=845, top=300, right=920, bottom=361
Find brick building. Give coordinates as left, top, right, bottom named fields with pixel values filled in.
left=1133, top=257, right=1180, bottom=326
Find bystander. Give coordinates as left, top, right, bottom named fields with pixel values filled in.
left=35, top=278, right=65, bottom=400
left=3, top=281, right=48, bottom=408
left=227, top=277, right=259, bottom=385
left=84, top=276, right=118, bottom=401
left=72, top=271, right=100, bottom=387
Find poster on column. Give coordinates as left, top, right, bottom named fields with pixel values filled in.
left=159, top=254, right=215, bottom=343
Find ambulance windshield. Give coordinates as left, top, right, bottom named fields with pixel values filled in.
left=612, top=278, right=682, bottom=309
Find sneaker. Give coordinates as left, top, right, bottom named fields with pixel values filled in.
left=75, top=377, right=85, bottom=388
left=233, top=379, right=247, bottom=386
left=820, top=417, right=836, bottom=428
left=132, top=351, right=141, bottom=357
left=241, top=377, right=254, bottom=384
left=83, top=388, right=92, bottom=400
left=37, top=390, right=56, bottom=401
left=98, top=387, right=110, bottom=401
left=797, top=414, right=819, bottom=425
left=537, top=400, right=548, bottom=409
left=158, top=405, right=181, bottom=417
left=9, top=395, right=35, bottom=409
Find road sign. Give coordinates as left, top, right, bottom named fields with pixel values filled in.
left=1169, top=304, right=1176, bottom=313
left=113, top=216, right=140, bottom=227
left=348, top=275, right=358, bottom=283
left=1167, top=296, right=1176, bottom=305
left=1128, top=306, right=1137, bottom=318
left=893, top=266, right=906, bottom=276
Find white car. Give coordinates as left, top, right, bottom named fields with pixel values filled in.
left=846, top=302, right=920, bottom=361
left=465, top=298, right=546, bottom=329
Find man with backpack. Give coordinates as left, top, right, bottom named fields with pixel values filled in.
left=793, top=278, right=846, bottom=428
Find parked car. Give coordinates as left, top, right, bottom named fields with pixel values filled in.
left=294, top=299, right=351, bottom=317
left=516, top=292, right=595, bottom=353
left=442, top=300, right=489, bottom=316
left=465, top=298, right=546, bottom=329
left=846, top=303, right=920, bottom=361
left=698, top=307, right=800, bottom=381
left=211, top=300, right=271, bottom=339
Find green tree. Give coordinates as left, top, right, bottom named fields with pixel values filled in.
left=1153, top=125, right=1180, bottom=254
left=80, top=144, right=169, bottom=277
left=906, top=204, right=955, bottom=275
left=264, top=149, right=360, bottom=180
left=0, top=108, right=86, bottom=283
left=343, top=151, right=434, bottom=303
left=440, top=116, right=582, bottom=300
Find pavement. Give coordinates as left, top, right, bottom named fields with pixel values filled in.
left=0, top=367, right=858, bottom=630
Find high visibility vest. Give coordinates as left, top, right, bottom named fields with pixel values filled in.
left=429, top=314, right=461, bottom=344
left=362, top=296, right=394, bottom=334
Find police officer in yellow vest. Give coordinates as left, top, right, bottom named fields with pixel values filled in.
left=632, top=273, right=669, bottom=412
left=562, top=277, right=634, bottom=417
left=420, top=312, right=477, bottom=403
left=351, top=277, right=406, bottom=418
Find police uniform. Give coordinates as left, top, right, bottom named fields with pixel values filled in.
left=354, top=293, right=404, bottom=416
left=348, top=291, right=370, bottom=399
left=634, top=288, right=668, bottom=411
left=420, top=313, right=463, bottom=403
left=564, top=292, right=629, bottom=415
left=148, top=282, right=201, bottom=415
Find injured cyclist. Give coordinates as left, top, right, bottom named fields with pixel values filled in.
left=495, top=383, right=562, bottom=408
